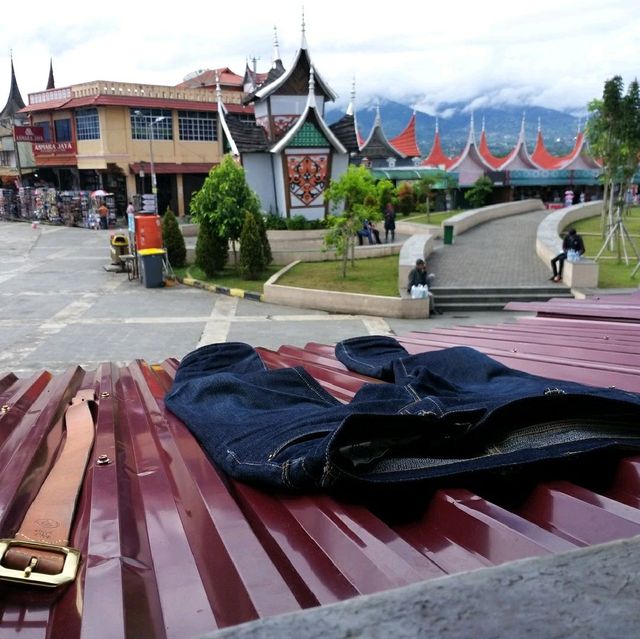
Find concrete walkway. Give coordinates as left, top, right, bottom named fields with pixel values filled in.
left=427, top=208, right=555, bottom=287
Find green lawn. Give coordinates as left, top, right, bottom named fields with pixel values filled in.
left=276, top=256, right=400, bottom=296
left=402, top=210, right=460, bottom=225
left=571, top=206, right=640, bottom=288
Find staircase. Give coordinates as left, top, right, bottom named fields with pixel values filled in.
left=430, top=285, right=574, bottom=313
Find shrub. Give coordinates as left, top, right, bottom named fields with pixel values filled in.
left=161, top=207, right=186, bottom=268
left=264, top=213, right=287, bottom=230
left=195, top=219, right=228, bottom=278
left=287, top=214, right=308, bottom=230
left=239, top=211, right=266, bottom=279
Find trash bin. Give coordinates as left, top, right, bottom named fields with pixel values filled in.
left=110, top=233, right=129, bottom=266
left=138, top=248, right=166, bottom=288
left=443, top=224, right=454, bottom=245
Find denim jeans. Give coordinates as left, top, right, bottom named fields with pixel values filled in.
left=165, top=337, right=640, bottom=493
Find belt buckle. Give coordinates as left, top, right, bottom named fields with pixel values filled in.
left=0, top=539, right=80, bottom=587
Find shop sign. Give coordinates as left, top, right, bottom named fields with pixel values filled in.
left=33, top=141, right=76, bottom=155
left=14, top=126, right=46, bottom=142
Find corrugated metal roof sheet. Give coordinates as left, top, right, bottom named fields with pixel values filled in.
left=1, top=294, right=640, bottom=636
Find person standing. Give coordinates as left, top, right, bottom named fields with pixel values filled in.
left=383, top=202, right=396, bottom=242
left=98, top=201, right=109, bottom=230
left=550, top=228, right=585, bottom=282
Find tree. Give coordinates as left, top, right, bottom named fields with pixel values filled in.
left=324, top=165, right=379, bottom=277
left=161, top=207, right=186, bottom=268
left=375, top=179, right=395, bottom=210
left=252, top=210, right=272, bottom=265
left=239, top=212, right=266, bottom=279
left=195, top=218, right=228, bottom=278
left=464, top=176, right=493, bottom=208
left=190, top=154, right=261, bottom=265
left=413, top=175, right=438, bottom=221
left=587, top=76, right=640, bottom=237
left=396, top=181, right=415, bottom=215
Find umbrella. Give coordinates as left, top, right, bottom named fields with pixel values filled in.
left=91, top=189, right=111, bottom=197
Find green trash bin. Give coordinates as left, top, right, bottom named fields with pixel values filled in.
left=443, top=224, right=454, bottom=245
left=138, top=248, right=165, bottom=288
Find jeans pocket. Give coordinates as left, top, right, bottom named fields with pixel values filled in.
left=267, top=428, right=332, bottom=461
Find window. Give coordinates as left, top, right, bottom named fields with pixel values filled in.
left=54, top=118, right=72, bottom=142
left=178, top=111, right=217, bottom=141
left=76, top=108, right=100, bottom=140
left=131, top=108, right=173, bottom=140
left=35, top=121, right=52, bottom=142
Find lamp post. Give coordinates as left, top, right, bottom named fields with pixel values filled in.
left=134, top=111, right=165, bottom=196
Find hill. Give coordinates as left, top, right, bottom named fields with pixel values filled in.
left=326, top=99, right=584, bottom=158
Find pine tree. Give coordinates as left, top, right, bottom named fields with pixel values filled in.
left=161, top=207, right=186, bottom=268
left=239, top=211, right=265, bottom=279
left=252, top=210, right=272, bottom=265
left=195, top=219, right=228, bottom=278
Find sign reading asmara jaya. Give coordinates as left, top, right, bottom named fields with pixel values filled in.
left=13, top=126, right=46, bottom=142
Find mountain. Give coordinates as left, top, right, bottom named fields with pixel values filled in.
left=326, top=99, right=584, bottom=158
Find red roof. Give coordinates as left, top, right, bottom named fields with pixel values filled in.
left=422, top=129, right=455, bottom=169
left=531, top=130, right=568, bottom=170
left=176, top=67, right=244, bottom=90
left=390, top=112, right=421, bottom=158
left=21, top=94, right=253, bottom=116
left=478, top=129, right=508, bottom=169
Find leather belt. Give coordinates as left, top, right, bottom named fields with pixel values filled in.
left=0, top=389, right=96, bottom=587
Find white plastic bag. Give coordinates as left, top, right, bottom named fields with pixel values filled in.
left=410, top=284, right=428, bottom=299
left=567, top=249, right=580, bottom=263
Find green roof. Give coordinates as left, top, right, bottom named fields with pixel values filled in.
left=288, top=121, right=329, bottom=147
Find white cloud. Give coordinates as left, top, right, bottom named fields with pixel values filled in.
left=1, top=0, right=637, bottom=113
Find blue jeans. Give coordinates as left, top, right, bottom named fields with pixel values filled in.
left=165, top=337, right=640, bottom=493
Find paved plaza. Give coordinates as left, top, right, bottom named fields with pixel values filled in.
left=0, top=221, right=530, bottom=377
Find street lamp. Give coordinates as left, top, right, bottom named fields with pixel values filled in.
left=134, top=110, right=165, bottom=196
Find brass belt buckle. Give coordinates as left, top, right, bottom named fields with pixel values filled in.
left=0, top=539, right=80, bottom=587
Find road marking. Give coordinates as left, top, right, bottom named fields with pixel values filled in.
left=197, top=295, right=238, bottom=347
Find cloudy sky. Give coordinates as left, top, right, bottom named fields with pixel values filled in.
left=0, top=0, right=637, bottom=116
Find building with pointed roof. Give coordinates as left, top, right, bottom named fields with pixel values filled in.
left=0, top=56, right=36, bottom=183
left=219, top=19, right=348, bottom=219
left=445, top=115, right=494, bottom=186
left=389, top=111, right=421, bottom=158
left=422, top=119, right=455, bottom=170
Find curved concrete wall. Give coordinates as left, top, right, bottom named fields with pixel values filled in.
left=443, top=199, right=546, bottom=237
left=536, top=201, right=602, bottom=288
left=263, top=261, right=430, bottom=319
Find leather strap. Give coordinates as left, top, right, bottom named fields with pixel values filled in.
left=2, top=389, right=95, bottom=577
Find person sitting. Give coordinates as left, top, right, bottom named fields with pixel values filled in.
left=550, top=228, right=585, bottom=282
left=407, top=258, right=441, bottom=314
left=357, top=219, right=381, bottom=245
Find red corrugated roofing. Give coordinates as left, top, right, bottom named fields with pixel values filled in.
left=1, top=293, right=640, bottom=636
left=389, top=113, right=421, bottom=158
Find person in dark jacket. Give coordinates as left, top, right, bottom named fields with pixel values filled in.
left=383, top=203, right=396, bottom=242
left=407, top=258, right=441, bottom=314
left=550, top=228, right=585, bottom=282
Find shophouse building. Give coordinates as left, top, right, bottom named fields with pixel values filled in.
left=19, top=79, right=253, bottom=217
